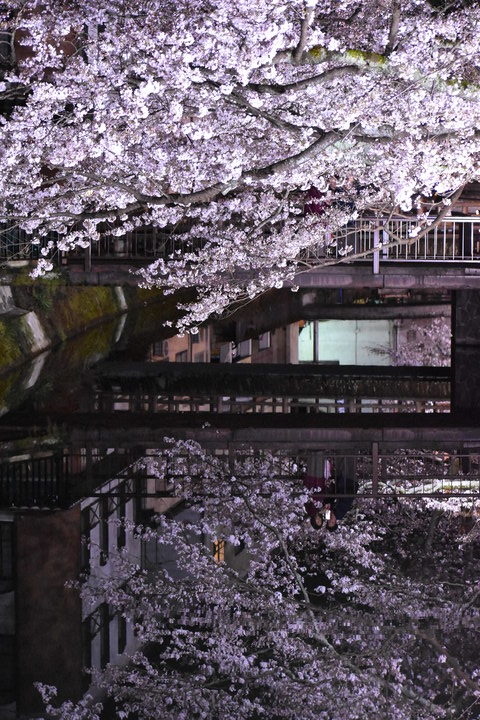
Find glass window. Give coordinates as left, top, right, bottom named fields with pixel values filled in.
left=152, top=340, right=168, bottom=357
left=258, top=331, right=271, bottom=350
left=235, top=339, right=252, bottom=359
left=191, top=328, right=205, bottom=344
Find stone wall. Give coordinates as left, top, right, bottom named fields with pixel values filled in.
left=0, top=284, right=165, bottom=376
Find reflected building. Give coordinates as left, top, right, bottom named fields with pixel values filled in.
left=0, top=447, right=249, bottom=720
left=150, top=326, right=212, bottom=364
left=1, top=277, right=480, bottom=718
left=0, top=460, right=142, bottom=718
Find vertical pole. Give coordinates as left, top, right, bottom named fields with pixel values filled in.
left=382, top=228, right=389, bottom=259
left=228, top=444, right=235, bottom=476
left=371, top=442, right=379, bottom=497
left=85, top=242, right=92, bottom=273
left=85, top=445, right=93, bottom=483
left=373, top=227, right=380, bottom=275
left=313, top=320, right=318, bottom=362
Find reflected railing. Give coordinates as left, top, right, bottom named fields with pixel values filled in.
left=1, top=447, right=480, bottom=509
left=89, top=391, right=450, bottom=414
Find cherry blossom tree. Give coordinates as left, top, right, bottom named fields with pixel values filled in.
left=38, top=441, right=480, bottom=720
left=371, top=316, right=451, bottom=366
left=1, top=1, right=480, bottom=325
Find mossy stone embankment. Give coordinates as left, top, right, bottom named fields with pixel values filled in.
left=0, top=282, right=171, bottom=376
left=48, top=286, right=119, bottom=340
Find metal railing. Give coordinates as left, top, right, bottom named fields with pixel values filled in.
left=2, top=448, right=480, bottom=507
left=88, top=391, right=450, bottom=415
left=82, top=229, right=205, bottom=261
left=0, top=223, right=208, bottom=265
left=302, top=216, right=480, bottom=266
left=0, top=451, right=139, bottom=509
left=2, top=217, right=480, bottom=268
left=0, top=226, right=59, bottom=263
left=144, top=448, right=480, bottom=498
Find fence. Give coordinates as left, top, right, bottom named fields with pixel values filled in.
left=88, top=391, right=450, bottom=415
left=302, top=216, right=480, bottom=266
left=1, top=447, right=480, bottom=508
left=3, top=217, right=480, bottom=267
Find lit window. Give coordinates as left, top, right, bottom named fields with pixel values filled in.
left=213, top=539, right=225, bottom=563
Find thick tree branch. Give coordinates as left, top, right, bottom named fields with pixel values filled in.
left=385, top=1, right=401, bottom=55
left=247, top=65, right=363, bottom=95
left=293, top=7, right=314, bottom=64
left=227, top=89, right=314, bottom=135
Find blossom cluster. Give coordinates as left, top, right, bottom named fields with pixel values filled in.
left=1, top=1, right=480, bottom=323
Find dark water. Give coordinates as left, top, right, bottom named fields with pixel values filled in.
left=0, top=291, right=465, bottom=719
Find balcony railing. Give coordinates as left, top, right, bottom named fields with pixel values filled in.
left=88, top=390, right=450, bottom=415
left=2, top=217, right=480, bottom=267
left=302, top=216, right=480, bottom=266
left=2, top=447, right=480, bottom=508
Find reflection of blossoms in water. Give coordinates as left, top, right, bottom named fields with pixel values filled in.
left=371, top=317, right=451, bottom=367
left=40, top=439, right=480, bottom=720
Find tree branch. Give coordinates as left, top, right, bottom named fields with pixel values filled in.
left=247, top=65, right=363, bottom=95
left=385, top=1, right=401, bottom=55
left=415, top=627, right=480, bottom=694
left=234, top=483, right=449, bottom=718
left=226, top=89, right=314, bottom=136
left=296, top=183, right=466, bottom=271
left=294, top=7, right=314, bottom=64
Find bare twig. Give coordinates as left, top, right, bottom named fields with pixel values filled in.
left=415, top=627, right=480, bottom=694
